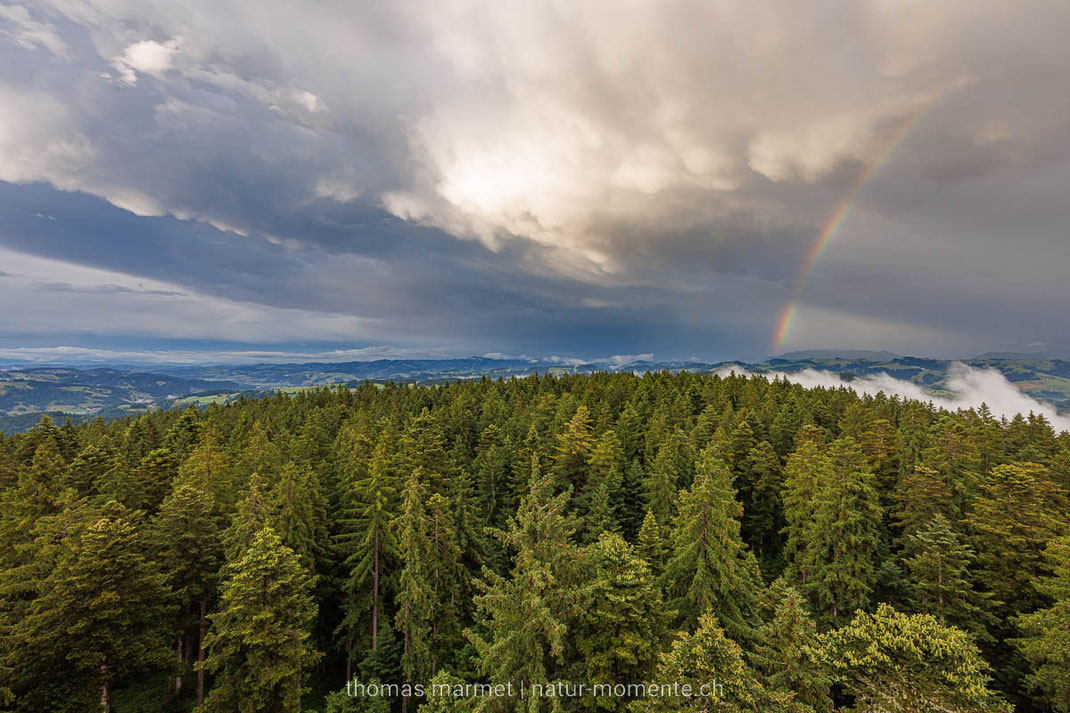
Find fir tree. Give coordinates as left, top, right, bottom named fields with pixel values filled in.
left=150, top=483, right=223, bottom=705
left=554, top=405, right=593, bottom=497
left=662, top=448, right=762, bottom=640
left=575, top=532, right=669, bottom=711
left=9, top=514, right=171, bottom=713
left=466, top=459, right=581, bottom=712
left=635, top=508, right=668, bottom=576
left=337, top=432, right=399, bottom=662
left=903, top=513, right=995, bottom=642
left=1016, top=535, right=1070, bottom=713
left=796, top=438, right=882, bottom=625
left=198, top=527, right=320, bottom=713
left=753, top=579, right=831, bottom=711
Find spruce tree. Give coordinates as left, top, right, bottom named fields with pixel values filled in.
left=636, top=508, right=668, bottom=576
left=575, top=532, right=669, bottom=711
left=337, top=433, right=399, bottom=661
left=150, top=483, right=223, bottom=706
left=753, top=579, right=831, bottom=711
left=1016, top=535, right=1070, bottom=712
left=466, top=459, right=581, bottom=712
left=797, top=438, right=882, bottom=625
left=662, top=448, right=762, bottom=640
left=395, top=471, right=435, bottom=708
left=9, top=514, right=171, bottom=713
left=903, top=513, right=995, bottom=641
left=780, top=425, right=829, bottom=582
left=198, top=527, right=320, bottom=713
left=554, top=405, right=593, bottom=497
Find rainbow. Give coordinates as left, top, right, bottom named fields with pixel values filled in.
left=771, top=102, right=935, bottom=352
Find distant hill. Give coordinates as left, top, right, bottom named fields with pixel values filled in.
left=5, top=354, right=1070, bottom=433
left=775, top=349, right=902, bottom=361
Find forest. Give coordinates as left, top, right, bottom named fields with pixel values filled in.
left=0, top=370, right=1067, bottom=713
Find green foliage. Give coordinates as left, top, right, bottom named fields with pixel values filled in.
left=815, top=604, right=1009, bottom=713
left=1016, top=535, right=1070, bottom=712
left=662, top=449, right=762, bottom=640
left=6, top=514, right=172, bottom=712
left=466, top=459, right=580, bottom=712
left=1, top=369, right=1067, bottom=712
left=794, top=438, right=882, bottom=625
left=575, top=533, right=669, bottom=710
left=198, top=527, right=320, bottom=713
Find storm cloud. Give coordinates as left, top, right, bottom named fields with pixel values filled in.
left=1, top=0, right=1068, bottom=359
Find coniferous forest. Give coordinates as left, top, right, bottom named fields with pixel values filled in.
left=1, top=371, right=1068, bottom=713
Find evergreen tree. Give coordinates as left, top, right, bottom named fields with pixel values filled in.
left=816, top=604, right=1009, bottom=713
left=796, top=438, right=882, bottom=625
left=337, top=433, right=399, bottom=662
left=635, top=508, right=668, bottom=575
left=753, top=579, right=831, bottom=711
left=150, top=483, right=223, bottom=706
left=395, top=472, right=435, bottom=709
left=466, top=459, right=581, bottom=712
left=270, top=460, right=330, bottom=573
left=554, top=405, right=593, bottom=497
left=662, top=448, right=762, bottom=640
left=780, top=426, right=829, bottom=582
left=8, top=514, right=171, bottom=712
left=968, top=462, right=1065, bottom=617
left=616, top=458, right=646, bottom=541
left=1016, top=535, right=1070, bottom=712
left=903, top=513, right=995, bottom=641
left=198, top=527, right=320, bottom=713
left=575, top=532, right=669, bottom=711
left=633, top=612, right=797, bottom=712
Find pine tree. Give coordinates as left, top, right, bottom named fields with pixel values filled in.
left=9, top=514, right=172, bottom=712
left=662, top=448, right=762, bottom=641
left=198, top=527, right=320, bottom=713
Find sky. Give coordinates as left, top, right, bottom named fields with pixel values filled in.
left=1, top=0, right=1069, bottom=364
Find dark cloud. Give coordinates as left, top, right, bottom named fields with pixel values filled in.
left=0, top=0, right=1068, bottom=360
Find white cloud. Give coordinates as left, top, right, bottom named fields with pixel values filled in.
left=111, top=38, right=179, bottom=85
left=0, top=3, right=68, bottom=58
left=718, top=363, right=1070, bottom=433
